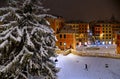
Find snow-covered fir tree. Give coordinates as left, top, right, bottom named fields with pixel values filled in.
left=0, top=0, right=59, bottom=79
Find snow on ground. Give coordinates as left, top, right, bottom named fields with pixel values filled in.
left=56, top=54, right=120, bottom=79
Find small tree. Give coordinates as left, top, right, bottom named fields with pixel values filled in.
left=0, top=0, right=59, bottom=79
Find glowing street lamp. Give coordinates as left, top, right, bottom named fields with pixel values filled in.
left=100, top=33, right=103, bottom=38
left=64, top=42, right=66, bottom=50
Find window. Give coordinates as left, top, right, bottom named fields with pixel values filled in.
left=57, top=28, right=59, bottom=32
left=60, top=34, right=62, bottom=38
left=60, top=42, right=62, bottom=46
left=64, top=34, right=66, bottom=38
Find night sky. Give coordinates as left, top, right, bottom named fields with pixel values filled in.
left=44, top=0, right=120, bottom=21
left=0, top=0, right=120, bottom=21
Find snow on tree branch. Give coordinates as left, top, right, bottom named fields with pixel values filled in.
left=16, top=26, right=23, bottom=36
left=26, top=30, right=35, bottom=48
left=0, top=21, right=17, bottom=27
left=0, top=12, right=11, bottom=21
left=0, top=0, right=58, bottom=78
left=0, top=40, right=8, bottom=49
left=37, top=14, right=57, bottom=19
left=0, top=46, right=33, bottom=72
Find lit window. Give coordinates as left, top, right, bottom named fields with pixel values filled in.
left=102, top=42, right=105, bottom=45
left=109, top=41, right=111, bottom=44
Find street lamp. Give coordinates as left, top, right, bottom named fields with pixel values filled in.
left=64, top=42, right=66, bottom=50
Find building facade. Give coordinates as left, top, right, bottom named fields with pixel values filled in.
left=116, top=32, right=120, bottom=54
left=47, top=16, right=120, bottom=50
left=66, top=22, right=89, bottom=45
left=56, top=25, right=76, bottom=50
left=46, top=17, right=64, bottom=34
left=93, top=23, right=113, bottom=45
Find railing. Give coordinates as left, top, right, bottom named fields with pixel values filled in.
left=56, top=49, right=120, bottom=59
left=71, top=49, right=120, bottom=59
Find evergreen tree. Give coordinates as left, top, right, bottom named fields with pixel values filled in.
left=0, top=0, right=59, bottom=79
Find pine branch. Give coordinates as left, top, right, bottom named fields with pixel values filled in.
left=0, top=21, right=17, bottom=27
left=0, top=12, right=11, bottom=21
left=0, top=40, right=8, bottom=49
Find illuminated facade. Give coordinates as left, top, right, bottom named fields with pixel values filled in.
left=56, top=25, right=76, bottom=50
left=93, top=23, right=113, bottom=44
left=93, top=25, right=101, bottom=43
left=46, top=17, right=64, bottom=34
left=66, top=22, right=89, bottom=45
left=111, top=23, right=120, bottom=44
left=116, top=32, right=120, bottom=54
left=54, top=22, right=90, bottom=50
left=47, top=16, right=120, bottom=49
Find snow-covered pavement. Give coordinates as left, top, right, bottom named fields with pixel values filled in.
left=56, top=54, right=120, bottom=79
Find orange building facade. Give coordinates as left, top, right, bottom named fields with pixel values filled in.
left=116, top=33, right=120, bottom=54
left=56, top=33, right=76, bottom=50
left=66, top=23, right=89, bottom=45
left=47, top=16, right=120, bottom=50
left=46, top=17, right=64, bottom=34
left=93, top=23, right=114, bottom=45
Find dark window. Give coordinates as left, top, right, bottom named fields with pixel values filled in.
left=60, top=34, right=62, bottom=38
left=64, top=34, right=66, bottom=38
left=60, top=42, right=62, bottom=46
